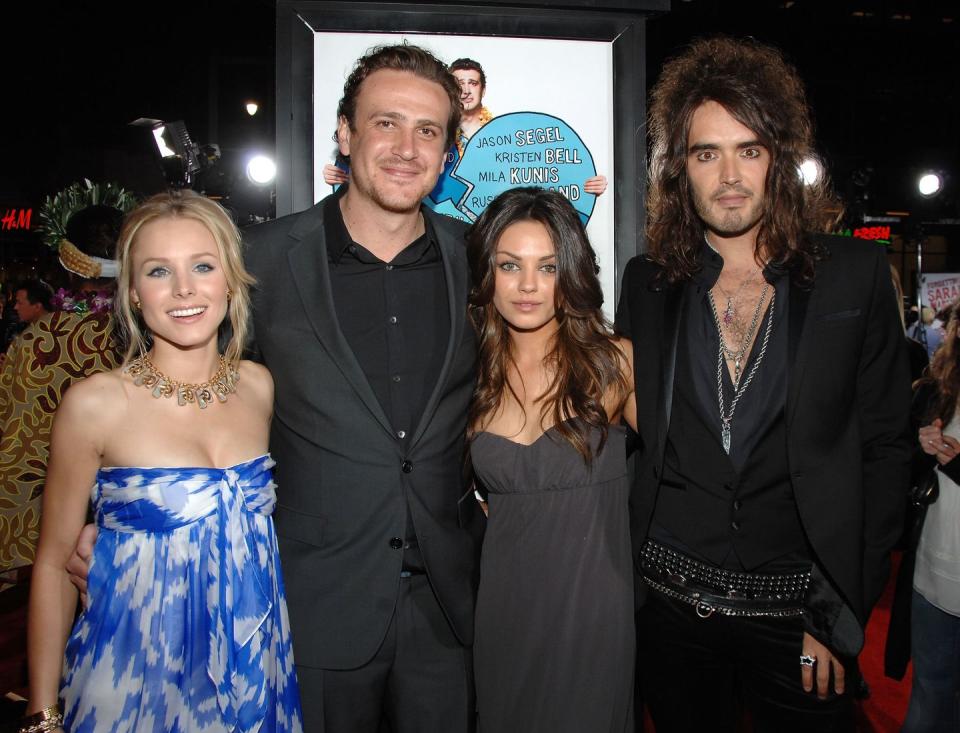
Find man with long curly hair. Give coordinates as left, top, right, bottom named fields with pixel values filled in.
left=616, top=36, right=911, bottom=729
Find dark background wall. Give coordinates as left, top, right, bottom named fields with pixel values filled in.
left=2, top=1, right=958, bottom=278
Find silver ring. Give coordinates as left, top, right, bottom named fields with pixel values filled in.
left=799, top=654, right=816, bottom=667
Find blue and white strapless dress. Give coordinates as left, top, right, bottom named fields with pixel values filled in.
left=60, top=455, right=303, bottom=733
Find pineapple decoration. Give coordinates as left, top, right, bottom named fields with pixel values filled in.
left=37, top=179, right=137, bottom=279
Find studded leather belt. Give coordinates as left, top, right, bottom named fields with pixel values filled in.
left=639, top=540, right=811, bottom=619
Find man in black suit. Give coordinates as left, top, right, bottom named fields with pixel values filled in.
left=616, top=37, right=910, bottom=731
left=241, top=44, right=483, bottom=732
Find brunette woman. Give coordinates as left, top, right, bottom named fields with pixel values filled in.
left=888, top=303, right=960, bottom=732
left=466, top=187, right=637, bottom=733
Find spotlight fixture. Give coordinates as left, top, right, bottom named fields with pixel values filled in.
left=798, top=158, right=823, bottom=186
left=246, top=155, right=277, bottom=185
left=918, top=172, right=944, bottom=198
left=130, top=118, right=221, bottom=189
left=245, top=101, right=259, bottom=117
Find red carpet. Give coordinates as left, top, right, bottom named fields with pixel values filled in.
left=856, top=553, right=912, bottom=732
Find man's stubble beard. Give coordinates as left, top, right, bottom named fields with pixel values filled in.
left=351, top=166, right=435, bottom=216
left=693, top=188, right=765, bottom=239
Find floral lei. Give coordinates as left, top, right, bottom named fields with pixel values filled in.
left=52, top=288, right=113, bottom=315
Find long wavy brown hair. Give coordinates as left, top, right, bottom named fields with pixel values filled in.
left=466, top=187, right=629, bottom=463
left=647, top=36, right=840, bottom=285
left=919, top=305, right=960, bottom=424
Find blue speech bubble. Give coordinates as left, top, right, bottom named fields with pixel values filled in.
left=447, top=112, right=597, bottom=225
left=427, top=147, right=468, bottom=213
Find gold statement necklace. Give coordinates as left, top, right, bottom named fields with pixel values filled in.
left=125, top=355, right=238, bottom=409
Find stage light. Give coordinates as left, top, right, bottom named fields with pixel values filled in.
left=246, top=155, right=276, bottom=185
left=152, top=127, right=176, bottom=158
left=131, top=118, right=204, bottom=188
left=245, top=101, right=259, bottom=117
left=918, top=172, right=943, bottom=198
left=798, top=158, right=822, bottom=186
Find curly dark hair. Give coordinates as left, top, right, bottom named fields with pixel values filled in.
left=334, top=43, right=462, bottom=155
left=646, top=36, right=840, bottom=285
left=466, top=187, right=629, bottom=463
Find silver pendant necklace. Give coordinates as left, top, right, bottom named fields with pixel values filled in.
left=708, top=290, right=775, bottom=454
left=716, top=268, right=759, bottom=327
left=712, top=283, right=770, bottom=387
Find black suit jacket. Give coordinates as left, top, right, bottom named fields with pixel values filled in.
left=616, top=234, right=911, bottom=657
left=244, top=196, right=483, bottom=670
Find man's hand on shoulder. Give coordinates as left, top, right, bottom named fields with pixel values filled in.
left=65, top=523, right=98, bottom=601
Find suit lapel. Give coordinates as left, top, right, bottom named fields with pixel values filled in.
left=656, top=282, right=687, bottom=460
left=286, top=208, right=395, bottom=437
left=409, top=216, right=466, bottom=448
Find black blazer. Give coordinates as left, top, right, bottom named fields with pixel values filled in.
left=616, top=234, right=911, bottom=657
left=244, top=196, right=483, bottom=670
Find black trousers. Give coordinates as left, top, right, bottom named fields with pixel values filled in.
left=637, top=590, right=854, bottom=733
left=296, top=574, right=475, bottom=733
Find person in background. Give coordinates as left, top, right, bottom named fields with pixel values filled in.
left=0, top=195, right=126, bottom=586
left=11, top=280, right=52, bottom=327
left=886, top=304, right=960, bottom=732
left=909, top=305, right=944, bottom=360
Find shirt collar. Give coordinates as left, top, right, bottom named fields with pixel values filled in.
left=324, top=186, right=439, bottom=265
left=696, top=234, right=786, bottom=289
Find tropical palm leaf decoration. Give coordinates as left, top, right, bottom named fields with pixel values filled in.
left=37, top=179, right=137, bottom=252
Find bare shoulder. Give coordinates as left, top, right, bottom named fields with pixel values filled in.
left=237, top=359, right=274, bottom=411
left=58, top=368, right=127, bottom=422
left=612, top=336, right=634, bottom=372
left=53, top=368, right=128, bottom=447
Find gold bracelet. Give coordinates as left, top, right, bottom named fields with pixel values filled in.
left=18, top=704, right=64, bottom=733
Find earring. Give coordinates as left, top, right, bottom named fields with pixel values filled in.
left=226, top=289, right=233, bottom=301
left=132, top=300, right=141, bottom=311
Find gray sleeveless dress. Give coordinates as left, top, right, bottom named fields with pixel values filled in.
left=471, top=422, right=634, bottom=733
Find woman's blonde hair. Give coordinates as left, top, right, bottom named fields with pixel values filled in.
left=114, top=189, right=254, bottom=368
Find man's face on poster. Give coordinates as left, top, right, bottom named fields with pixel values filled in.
left=337, top=69, right=450, bottom=215
left=453, top=69, right=485, bottom=114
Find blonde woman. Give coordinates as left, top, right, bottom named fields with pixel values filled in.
left=24, top=190, right=302, bottom=732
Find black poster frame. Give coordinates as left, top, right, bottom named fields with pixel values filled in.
left=276, top=0, right=661, bottom=282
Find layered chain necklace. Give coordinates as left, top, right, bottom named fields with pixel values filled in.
left=125, top=355, right=238, bottom=409
left=707, top=283, right=775, bottom=454
left=713, top=279, right=770, bottom=387
left=715, top=268, right=759, bottom=329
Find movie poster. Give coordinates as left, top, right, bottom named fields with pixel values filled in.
left=312, top=32, right=616, bottom=318
left=920, top=273, right=960, bottom=313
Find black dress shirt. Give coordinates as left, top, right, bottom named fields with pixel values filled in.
left=688, top=244, right=788, bottom=474
left=650, top=245, right=811, bottom=573
left=323, top=191, right=450, bottom=573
